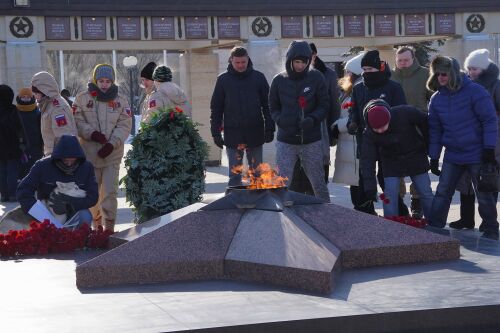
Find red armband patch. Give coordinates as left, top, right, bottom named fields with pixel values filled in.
left=125, top=107, right=132, bottom=117
left=149, top=100, right=156, bottom=108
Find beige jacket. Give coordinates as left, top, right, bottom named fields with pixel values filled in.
left=73, top=90, right=132, bottom=168
left=142, top=81, right=191, bottom=123
left=31, top=71, right=77, bottom=155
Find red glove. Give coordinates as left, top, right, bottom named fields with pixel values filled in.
left=97, top=143, right=114, bottom=158
left=91, top=131, right=107, bottom=144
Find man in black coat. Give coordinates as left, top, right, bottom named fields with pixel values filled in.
left=360, top=99, right=433, bottom=218
left=210, top=46, right=275, bottom=186
left=17, top=135, right=98, bottom=229
left=269, top=40, right=330, bottom=202
left=347, top=50, right=408, bottom=215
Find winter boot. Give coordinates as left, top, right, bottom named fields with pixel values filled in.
left=410, top=197, right=423, bottom=219
left=449, top=193, right=475, bottom=230
left=398, top=196, right=410, bottom=217
left=104, top=219, right=115, bottom=233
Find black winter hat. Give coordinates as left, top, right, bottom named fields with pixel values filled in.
left=361, top=50, right=381, bottom=70
left=0, top=84, right=14, bottom=106
left=152, top=65, right=173, bottom=82
left=309, top=43, right=318, bottom=54
left=140, top=61, right=157, bottom=80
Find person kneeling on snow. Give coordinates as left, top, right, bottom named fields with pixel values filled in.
left=17, top=135, right=98, bottom=229
left=360, top=99, right=433, bottom=218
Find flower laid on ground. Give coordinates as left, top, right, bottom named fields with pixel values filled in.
left=385, top=216, right=427, bottom=229
left=379, top=193, right=390, bottom=204
left=0, top=220, right=113, bottom=259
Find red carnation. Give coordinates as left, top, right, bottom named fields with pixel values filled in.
left=90, top=91, right=98, bottom=97
left=383, top=198, right=390, bottom=204
left=298, top=96, right=307, bottom=109
left=175, top=106, right=183, bottom=113
left=379, top=193, right=386, bottom=200
left=169, top=111, right=175, bottom=120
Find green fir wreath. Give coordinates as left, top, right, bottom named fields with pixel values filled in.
left=120, top=107, right=208, bottom=223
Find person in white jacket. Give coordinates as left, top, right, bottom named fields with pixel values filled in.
left=142, top=65, right=191, bottom=123
left=331, top=53, right=364, bottom=208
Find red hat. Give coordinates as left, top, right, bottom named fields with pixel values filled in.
left=367, top=105, right=391, bottom=129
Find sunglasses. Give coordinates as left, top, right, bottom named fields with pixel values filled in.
left=437, top=72, right=448, bottom=77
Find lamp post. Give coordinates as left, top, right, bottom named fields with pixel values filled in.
left=123, top=55, right=138, bottom=135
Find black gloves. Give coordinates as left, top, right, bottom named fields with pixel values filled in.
left=347, top=121, right=358, bottom=135
left=213, top=135, right=224, bottom=149
left=299, top=117, right=314, bottom=131
left=264, top=131, right=274, bottom=143
left=430, top=159, right=441, bottom=176
left=48, top=192, right=68, bottom=215
left=90, top=131, right=107, bottom=144
left=330, top=124, right=340, bottom=140
left=482, top=149, right=496, bottom=164
left=364, top=189, right=378, bottom=202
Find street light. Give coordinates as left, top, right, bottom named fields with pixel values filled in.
left=123, top=55, right=138, bottom=135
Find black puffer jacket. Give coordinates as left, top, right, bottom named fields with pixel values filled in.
left=269, top=41, right=329, bottom=144
left=348, top=65, right=406, bottom=154
left=361, top=104, right=429, bottom=192
left=0, top=85, right=24, bottom=161
left=210, top=58, right=274, bottom=148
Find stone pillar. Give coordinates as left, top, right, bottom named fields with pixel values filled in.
left=5, top=42, right=43, bottom=93
left=180, top=50, right=221, bottom=165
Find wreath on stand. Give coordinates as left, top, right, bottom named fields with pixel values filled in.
left=121, top=107, right=208, bottom=223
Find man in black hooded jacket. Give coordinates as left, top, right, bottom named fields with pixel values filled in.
left=269, top=40, right=330, bottom=202
left=17, top=135, right=98, bottom=229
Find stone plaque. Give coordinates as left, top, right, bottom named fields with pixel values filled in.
left=45, top=17, right=70, bottom=40
left=82, top=17, right=106, bottom=40
left=151, top=17, right=175, bottom=39
left=313, top=16, right=334, bottom=37
left=217, top=17, right=240, bottom=39
left=117, top=17, right=141, bottom=40
left=344, top=15, right=365, bottom=37
left=405, top=14, right=425, bottom=35
left=435, top=14, right=455, bottom=34
left=374, top=15, right=395, bottom=36
left=281, top=16, right=303, bottom=38
left=185, top=16, right=208, bottom=39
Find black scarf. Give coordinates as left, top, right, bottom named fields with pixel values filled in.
left=362, top=71, right=389, bottom=89
left=88, top=82, right=118, bottom=102
left=54, top=160, right=80, bottom=175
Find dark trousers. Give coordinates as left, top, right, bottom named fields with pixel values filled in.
left=0, top=159, right=19, bottom=200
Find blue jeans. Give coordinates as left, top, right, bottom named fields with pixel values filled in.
left=429, top=162, right=499, bottom=231
left=64, top=209, right=93, bottom=230
left=226, top=145, right=263, bottom=187
left=0, top=159, right=19, bottom=199
left=383, top=173, right=433, bottom=218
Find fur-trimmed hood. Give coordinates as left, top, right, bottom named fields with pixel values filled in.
left=427, top=56, right=462, bottom=92
left=475, top=62, right=500, bottom=91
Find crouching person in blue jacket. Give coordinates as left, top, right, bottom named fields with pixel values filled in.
left=17, top=135, right=98, bottom=230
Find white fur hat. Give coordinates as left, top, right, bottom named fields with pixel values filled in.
left=344, top=53, right=364, bottom=75
left=464, top=49, right=491, bottom=70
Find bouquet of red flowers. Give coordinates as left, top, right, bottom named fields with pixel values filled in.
left=0, top=220, right=113, bottom=258
left=385, top=215, right=427, bottom=229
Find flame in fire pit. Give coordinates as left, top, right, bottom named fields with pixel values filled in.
left=231, top=163, right=288, bottom=189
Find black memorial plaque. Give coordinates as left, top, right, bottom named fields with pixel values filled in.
left=374, top=15, right=395, bottom=36
left=185, top=17, right=208, bottom=39
left=82, top=17, right=106, bottom=40
left=435, top=14, right=455, bottom=34
left=313, top=16, right=334, bottom=37
left=45, top=17, right=70, bottom=40
left=344, top=15, right=365, bottom=37
left=151, top=17, right=175, bottom=39
left=281, top=16, right=303, bottom=38
left=405, top=14, right=425, bottom=35
left=117, top=17, right=141, bottom=40
left=218, top=17, right=240, bottom=39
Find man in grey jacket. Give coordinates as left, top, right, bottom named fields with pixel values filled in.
left=269, top=40, right=330, bottom=202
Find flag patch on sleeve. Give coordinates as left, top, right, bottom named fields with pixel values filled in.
left=149, top=100, right=156, bottom=108
left=55, top=114, right=67, bottom=127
